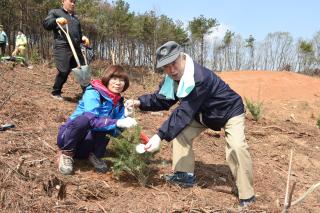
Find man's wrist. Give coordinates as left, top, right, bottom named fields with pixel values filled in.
left=157, top=132, right=164, bottom=141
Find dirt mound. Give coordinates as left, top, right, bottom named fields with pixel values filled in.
left=218, top=71, right=320, bottom=125
left=219, top=70, right=320, bottom=102
left=0, top=64, right=319, bottom=212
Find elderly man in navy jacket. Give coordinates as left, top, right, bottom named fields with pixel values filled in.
left=126, top=41, right=255, bottom=207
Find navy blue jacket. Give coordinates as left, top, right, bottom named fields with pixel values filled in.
left=138, top=62, right=244, bottom=142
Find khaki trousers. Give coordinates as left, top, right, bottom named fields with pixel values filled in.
left=172, top=113, right=254, bottom=199
left=12, top=46, right=26, bottom=58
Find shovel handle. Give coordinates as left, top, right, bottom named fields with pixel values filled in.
left=81, top=47, right=88, bottom=65
left=57, top=22, right=81, bottom=67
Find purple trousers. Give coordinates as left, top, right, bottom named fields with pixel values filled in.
left=57, top=115, right=109, bottom=158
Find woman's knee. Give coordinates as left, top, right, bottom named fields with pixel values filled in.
left=71, top=115, right=91, bottom=129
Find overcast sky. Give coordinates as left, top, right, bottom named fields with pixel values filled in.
left=124, top=0, right=320, bottom=41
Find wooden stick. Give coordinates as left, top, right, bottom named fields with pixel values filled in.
left=57, top=23, right=81, bottom=67
left=291, top=182, right=320, bottom=206
left=282, top=149, right=293, bottom=213
left=95, top=202, right=107, bottom=213
left=25, top=158, right=48, bottom=164
left=2, top=160, right=28, bottom=181
left=41, top=140, right=56, bottom=152
left=288, top=181, right=296, bottom=207
left=146, top=184, right=171, bottom=204
left=16, top=157, right=26, bottom=173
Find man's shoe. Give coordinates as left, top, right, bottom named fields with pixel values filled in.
left=58, top=152, right=74, bottom=175
left=239, top=195, right=256, bottom=207
left=164, top=172, right=196, bottom=187
left=51, top=94, right=63, bottom=101
left=88, top=153, right=108, bottom=173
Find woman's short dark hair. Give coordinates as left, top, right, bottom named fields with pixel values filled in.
left=101, top=65, right=130, bottom=92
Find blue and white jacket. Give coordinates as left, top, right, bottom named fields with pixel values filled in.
left=0, top=30, right=8, bottom=44
left=69, top=83, right=125, bottom=136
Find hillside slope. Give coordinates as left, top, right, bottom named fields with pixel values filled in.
left=0, top=63, right=319, bottom=212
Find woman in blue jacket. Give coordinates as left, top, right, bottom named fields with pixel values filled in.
left=57, top=65, right=137, bottom=175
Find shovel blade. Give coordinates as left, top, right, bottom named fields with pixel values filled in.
left=72, top=65, right=91, bottom=86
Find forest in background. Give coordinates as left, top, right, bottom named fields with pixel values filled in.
left=0, top=0, right=319, bottom=74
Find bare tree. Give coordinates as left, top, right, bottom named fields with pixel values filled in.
left=255, top=32, right=294, bottom=71
left=312, top=31, right=320, bottom=66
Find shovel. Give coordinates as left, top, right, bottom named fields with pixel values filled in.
left=57, top=22, right=91, bottom=86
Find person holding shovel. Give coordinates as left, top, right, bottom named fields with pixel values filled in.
left=125, top=41, right=255, bottom=207
left=57, top=65, right=137, bottom=175
left=43, top=0, right=90, bottom=100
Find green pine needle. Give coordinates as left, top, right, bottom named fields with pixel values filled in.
left=109, top=126, right=155, bottom=186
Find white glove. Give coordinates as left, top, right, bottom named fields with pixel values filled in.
left=124, top=106, right=133, bottom=117
left=116, top=117, right=137, bottom=128
left=144, top=134, right=161, bottom=152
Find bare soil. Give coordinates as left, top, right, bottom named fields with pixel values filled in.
left=0, top=62, right=319, bottom=212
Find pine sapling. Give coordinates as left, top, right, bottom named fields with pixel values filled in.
left=244, top=97, right=263, bottom=121
left=108, top=126, right=155, bottom=186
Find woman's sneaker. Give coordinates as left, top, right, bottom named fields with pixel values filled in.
left=164, top=172, right=196, bottom=187
left=88, top=153, right=108, bottom=173
left=51, top=94, right=63, bottom=101
left=58, top=151, right=74, bottom=175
